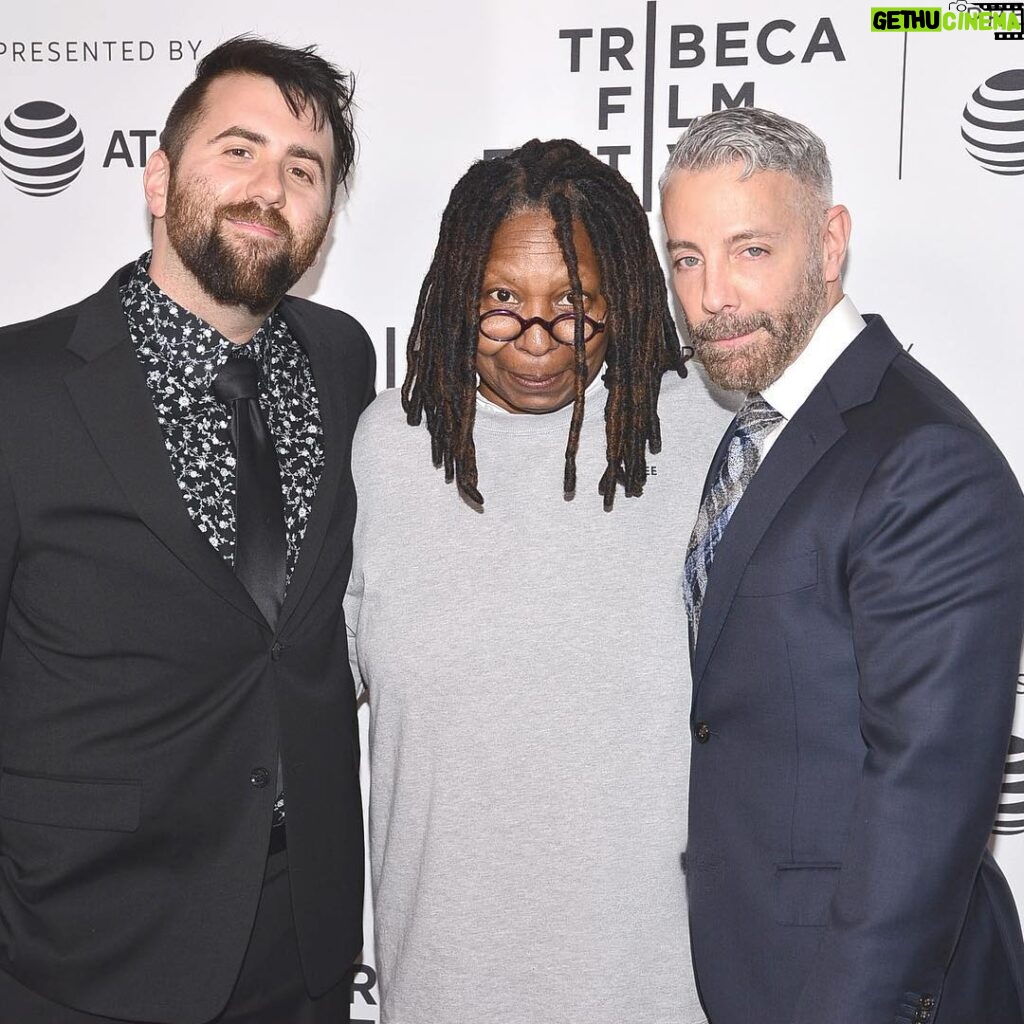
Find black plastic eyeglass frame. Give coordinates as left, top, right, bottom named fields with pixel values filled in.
left=478, top=309, right=606, bottom=345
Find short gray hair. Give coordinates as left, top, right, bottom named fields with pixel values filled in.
left=660, top=107, right=832, bottom=211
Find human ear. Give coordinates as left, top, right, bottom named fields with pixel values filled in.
left=821, top=204, right=851, bottom=284
left=143, top=149, right=171, bottom=220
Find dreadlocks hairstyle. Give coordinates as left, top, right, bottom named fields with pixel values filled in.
left=160, top=35, right=356, bottom=201
left=402, top=138, right=682, bottom=511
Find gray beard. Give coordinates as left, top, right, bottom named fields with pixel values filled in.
left=685, top=263, right=827, bottom=393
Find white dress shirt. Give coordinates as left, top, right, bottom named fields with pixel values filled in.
left=759, top=295, right=867, bottom=459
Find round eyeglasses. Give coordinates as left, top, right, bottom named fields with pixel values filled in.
left=478, top=309, right=606, bottom=346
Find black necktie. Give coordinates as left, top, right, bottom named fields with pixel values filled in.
left=212, top=356, right=287, bottom=628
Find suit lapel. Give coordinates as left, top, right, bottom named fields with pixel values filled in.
left=64, top=267, right=265, bottom=627
left=691, top=317, right=903, bottom=691
left=276, top=299, right=348, bottom=632
left=692, top=386, right=847, bottom=689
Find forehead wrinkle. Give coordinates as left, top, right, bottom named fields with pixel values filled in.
left=483, top=255, right=574, bottom=283
left=486, top=210, right=601, bottom=291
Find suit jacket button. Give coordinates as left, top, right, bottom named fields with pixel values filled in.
left=270, top=642, right=283, bottom=661
left=250, top=767, right=271, bottom=789
left=694, top=722, right=711, bottom=743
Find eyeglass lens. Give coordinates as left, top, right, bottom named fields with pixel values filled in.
left=480, top=312, right=597, bottom=344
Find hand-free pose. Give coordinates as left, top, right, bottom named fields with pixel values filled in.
left=0, top=37, right=372, bottom=1024
left=662, top=106, right=1024, bottom=1024
left=346, top=139, right=734, bottom=1024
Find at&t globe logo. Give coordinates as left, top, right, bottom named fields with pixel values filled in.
left=962, top=69, right=1024, bottom=176
left=0, top=101, right=85, bottom=197
left=994, top=674, right=1024, bottom=837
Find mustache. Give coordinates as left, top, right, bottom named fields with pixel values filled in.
left=688, top=312, right=776, bottom=345
left=217, top=200, right=292, bottom=240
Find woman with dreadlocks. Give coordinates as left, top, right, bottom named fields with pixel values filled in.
left=345, top=139, right=734, bottom=1024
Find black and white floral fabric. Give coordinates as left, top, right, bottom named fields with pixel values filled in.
left=121, top=252, right=324, bottom=585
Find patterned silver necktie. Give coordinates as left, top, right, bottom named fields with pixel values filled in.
left=684, top=393, right=783, bottom=639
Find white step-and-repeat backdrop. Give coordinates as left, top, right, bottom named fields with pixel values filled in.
left=2, top=2, right=1022, bottom=1017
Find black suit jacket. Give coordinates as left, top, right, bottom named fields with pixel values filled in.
left=0, top=265, right=374, bottom=1023
left=687, top=316, right=1024, bottom=1024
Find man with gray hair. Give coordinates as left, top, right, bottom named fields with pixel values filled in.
left=662, top=106, right=1024, bottom=1024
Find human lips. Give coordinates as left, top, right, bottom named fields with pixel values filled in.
left=690, top=315, right=772, bottom=352
left=225, top=217, right=282, bottom=239
left=706, top=329, right=760, bottom=349
left=508, top=369, right=567, bottom=388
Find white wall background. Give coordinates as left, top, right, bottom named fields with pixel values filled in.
left=2, top=3, right=1022, bottom=1017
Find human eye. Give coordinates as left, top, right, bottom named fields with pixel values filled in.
left=555, top=290, right=587, bottom=309
left=743, top=246, right=768, bottom=258
left=289, top=165, right=316, bottom=184
left=225, top=146, right=251, bottom=159
left=674, top=254, right=700, bottom=271
left=486, top=287, right=517, bottom=306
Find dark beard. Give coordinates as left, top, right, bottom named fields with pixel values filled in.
left=685, top=261, right=827, bottom=392
left=165, top=176, right=327, bottom=315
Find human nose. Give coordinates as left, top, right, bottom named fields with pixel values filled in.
left=700, top=256, right=739, bottom=317
left=512, top=317, right=560, bottom=357
left=245, top=160, right=286, bottom=208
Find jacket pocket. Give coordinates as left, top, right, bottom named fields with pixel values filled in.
left=738, top=550, right=818, bottom=597
left=773, top=861, right=841, bottom=926
left=0, top=769, right=141, bottom=833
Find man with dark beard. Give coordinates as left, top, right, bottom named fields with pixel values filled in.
left=661, top=107, right=1024, bottom=1024
left=0, top=36, right=373, bottom=1024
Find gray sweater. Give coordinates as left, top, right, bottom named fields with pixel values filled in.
left=346, top=370, right=736, bottom=1024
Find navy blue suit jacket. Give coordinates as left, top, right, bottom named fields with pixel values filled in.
left=687, top=315, right=1024, bottom=1024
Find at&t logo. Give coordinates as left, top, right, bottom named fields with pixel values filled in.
left=962, top=69, right=1024, bottom=176
left=0, top=100, right=85, bottom=197
left=994, top=673, right=1024, bottom=836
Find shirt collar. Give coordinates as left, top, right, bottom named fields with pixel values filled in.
left=122, top=251, right=277, bottom=394
left=760, top=295, right=865, bottom=421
